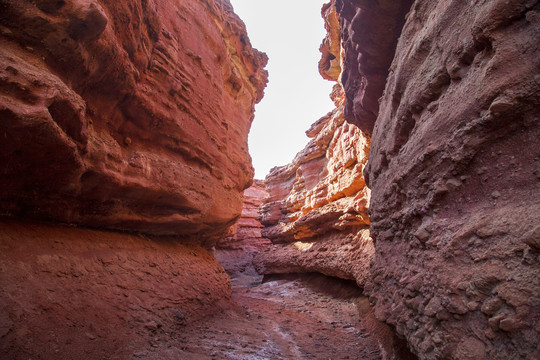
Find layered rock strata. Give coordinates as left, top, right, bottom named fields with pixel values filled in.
left=215, top=180, right=272, bottom=276
left=255, top=37, right=374, bottom=286
left=0, top=0, right=267, bottom=237
left=357, top=0, right=540, bottom=359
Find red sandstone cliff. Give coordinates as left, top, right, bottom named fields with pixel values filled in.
left=0, top=0, right=267, bottom=238
left=0, top=0, right=267, bottom=358
left=254, top=3, right=374, bottom=286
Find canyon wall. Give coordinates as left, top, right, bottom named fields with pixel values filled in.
left=215, top=180, right=272, bottom=277
left=255, top=0, right=540, bottom=359
left=0, top=0, right=266, bottom=358
left=0, top=0, right=267, bottom=238
left=254, top=4, right=374, bottom=286
left=362, top=1, right=540, bottom=359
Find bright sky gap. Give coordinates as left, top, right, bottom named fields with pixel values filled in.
left=230, top=0, right=336, bottom=179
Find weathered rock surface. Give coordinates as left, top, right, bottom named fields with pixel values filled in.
left=335, top=0, right=413, bottom=134
left=255, top=79, right=373, bottom=287
left=360, top=0, right=540, bottom=359
left=0, top=0, right=267, bottom=237
left=215, top=180, right=271, bottom=276
left=0, top=218, right=232, bottom=359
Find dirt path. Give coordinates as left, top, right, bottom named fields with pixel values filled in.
left=142, top=273, right=416, bottom=360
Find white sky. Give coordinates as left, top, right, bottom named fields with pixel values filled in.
left=230, top=0, right=335, bottom=179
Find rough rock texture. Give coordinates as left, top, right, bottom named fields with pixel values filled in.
left=361, top=0, right=540, bottom=359
left=255, top=62, right=374, bottom=288
left=335, top=0, right=413, bottom=134
left=0, top=218, right=231, bottom=359
left=0, top=0, right=267, bottom=237
left=215, top=180, right=271, bottom=276
left=254, top=2, right=374, bottom=287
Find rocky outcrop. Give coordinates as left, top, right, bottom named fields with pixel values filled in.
left=0, top=218, right=231, bottom=359
left=0, top=1, right=267, bottom=358
left=255, top=10, right=374, bottom=285
left=358, top=0, right=540, bottom=359
left=335, top=0, right=413, bottom=134
left=215, top=180, right=271, bottom=276
left=0, top=0, right=267, bottom=238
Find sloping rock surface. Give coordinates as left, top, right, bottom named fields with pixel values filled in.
left=0, top=0, right=267, bottom=237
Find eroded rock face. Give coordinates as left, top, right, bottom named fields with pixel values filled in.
left=215, top=180, right=271, bottom=276
left=255, top=76, right=374, bottom=285
left=335, top=0, right=413, bottom=134
left=0, top=219, right=231, bottom=359
left=0, top=0, right=267, bottom=238
left=362, top=1, right=540, bottom=359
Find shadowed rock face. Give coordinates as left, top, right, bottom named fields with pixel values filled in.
left=0, top=0, right=267, bottom=238
left=361, top=0, right=540, bottom=359
left=335, top=0, right=413, bottom=134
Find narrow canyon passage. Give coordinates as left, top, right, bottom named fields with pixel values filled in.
left=1, top=0, right=539, bottom=359
left=167, top=272, right=415, bottom=360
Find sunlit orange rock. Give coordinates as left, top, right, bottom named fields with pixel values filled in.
left=0, top=0, right=267, bottom=238
left=255, top=5, right=374, bottom=284
left=319, top=1, right=341, bottom=81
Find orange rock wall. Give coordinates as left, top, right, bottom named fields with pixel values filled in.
left=0, top=0, right=267, bottom=238
left=255, top=2, right=374, bottom=284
